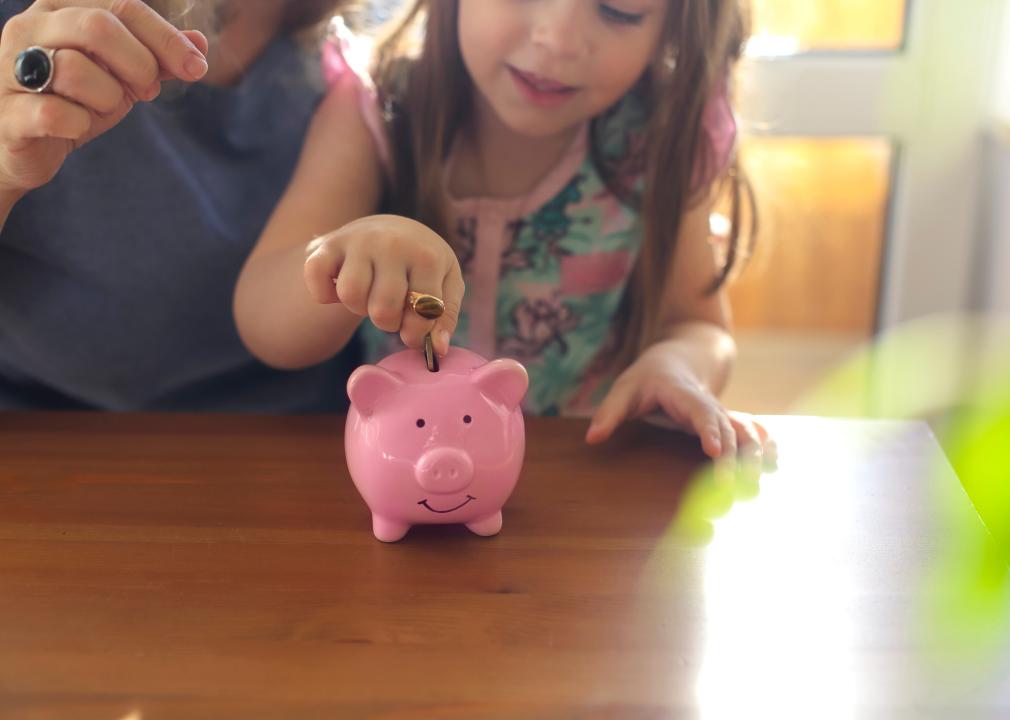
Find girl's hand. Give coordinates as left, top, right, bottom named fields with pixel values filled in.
left=303, top=215, right=465, bottom=356
left=585, top=341, right=776, bottom=466
left=0, top=0, right=209, bottom=195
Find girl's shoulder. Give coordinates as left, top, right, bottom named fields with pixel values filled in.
left=697, top=74, right=738, bottom=188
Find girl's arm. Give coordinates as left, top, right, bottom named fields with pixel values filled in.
left=234, top=76, right=464, bottom=369
left=652, top=192, right=736, bottom=397
left=586, top=193, right=769, bottom=462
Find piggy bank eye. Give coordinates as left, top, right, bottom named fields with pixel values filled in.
left=416, top=418, right=426, bottom=428
left=463, top=415, right=472, bottom=424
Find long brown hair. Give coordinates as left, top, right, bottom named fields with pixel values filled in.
left=374, top=0, right=754, bottom=371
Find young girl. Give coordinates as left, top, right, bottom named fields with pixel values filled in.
left=234, top=0, right=770, bottom=462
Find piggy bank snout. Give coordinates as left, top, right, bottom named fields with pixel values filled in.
left=415, top=447, right=474, bottom=494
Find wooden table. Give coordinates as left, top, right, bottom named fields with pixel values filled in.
left=1, top=413, right=1007, bottom=719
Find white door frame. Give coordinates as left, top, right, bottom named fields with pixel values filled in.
left=739, top=0, right=1006, bottom=331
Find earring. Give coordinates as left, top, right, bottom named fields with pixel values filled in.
left=663, top=45, right=678, bottom=72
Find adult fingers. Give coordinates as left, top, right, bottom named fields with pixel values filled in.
left=24, top=1, right=206, bottom=96
left=156, top=31, right=208, bottom=80
left=0, top=91, right=90, bottom=145
left=47, top=48, right=125, bottom=114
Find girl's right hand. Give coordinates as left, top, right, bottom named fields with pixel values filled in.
left=303, top=215, right=465, bottom=357
left=0, top=0, right=209, bottom=195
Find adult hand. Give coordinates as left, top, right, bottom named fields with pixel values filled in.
left=0, top=0, right=209, bottom=194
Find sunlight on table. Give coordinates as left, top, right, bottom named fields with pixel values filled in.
left=693, top=418, right=866, bottom=718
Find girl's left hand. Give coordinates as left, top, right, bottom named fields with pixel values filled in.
left=584, top=344, right=775, bottom=466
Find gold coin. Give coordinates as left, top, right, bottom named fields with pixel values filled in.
left=423, top=333, right=439, bottom=373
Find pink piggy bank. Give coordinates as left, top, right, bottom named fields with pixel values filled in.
left=345, top=348, right=528, bottom=542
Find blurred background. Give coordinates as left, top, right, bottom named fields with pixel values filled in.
left=363, top=0, right=1010, bottom=416
left=722, top=0, right=1010, bottom=416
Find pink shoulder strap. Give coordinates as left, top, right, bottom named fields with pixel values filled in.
left=321, top=17, right=393, bottom=180
left=694, top=73, right=738, bottom=189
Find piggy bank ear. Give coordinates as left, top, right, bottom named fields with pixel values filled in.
left=470, top=359, right=528, bottom=411
left=347, top=365, right=403, bottom=416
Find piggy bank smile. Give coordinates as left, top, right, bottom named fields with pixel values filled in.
left=418, top=495, right=477, bottom=514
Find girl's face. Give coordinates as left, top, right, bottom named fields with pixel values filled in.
left=458, top=0, right=667, bottom=139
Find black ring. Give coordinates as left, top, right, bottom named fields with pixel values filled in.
left=14, top=46, right=55, bottom=93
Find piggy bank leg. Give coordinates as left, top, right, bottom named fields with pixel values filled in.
left=465, top=511, right=503, bottom=537
left=372, top=515, right=410, bottom=542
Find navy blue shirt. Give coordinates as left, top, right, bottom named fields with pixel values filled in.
left=0, top=5, right=356, bottom=411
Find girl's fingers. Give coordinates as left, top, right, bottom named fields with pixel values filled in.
left=333, top=252, right=373, bottom=317
left=763, top=435, right=779, bottom=468
left=682, top=395, right=735, bottom=464
left=431, top=266, right=465, bottom=356
left=704, top=410, right=737, bottom=485
left=731, top=414, right=763, bottom=461
left=399, top=257, right=444, bottom=350
left=303, top=242, right=342, bottom=304
left=674, top=392, right=723, bottom=459
left=717, top=411, right=737, bottom=462
left=368, top=262, right=409, bottom=333
left=729, top=413, right=763, bottom=486
left=730, top=411, right=778, bottom=468
left=48, top=48, right=125, bottom=115
left=586, top=377, right=638, bottom=445
left=654, top=389, right=738, bottom=481
left=0, top=92, right=90, bottom=144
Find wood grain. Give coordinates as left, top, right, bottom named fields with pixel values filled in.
left=0, top=413, right=1006, bottom=719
